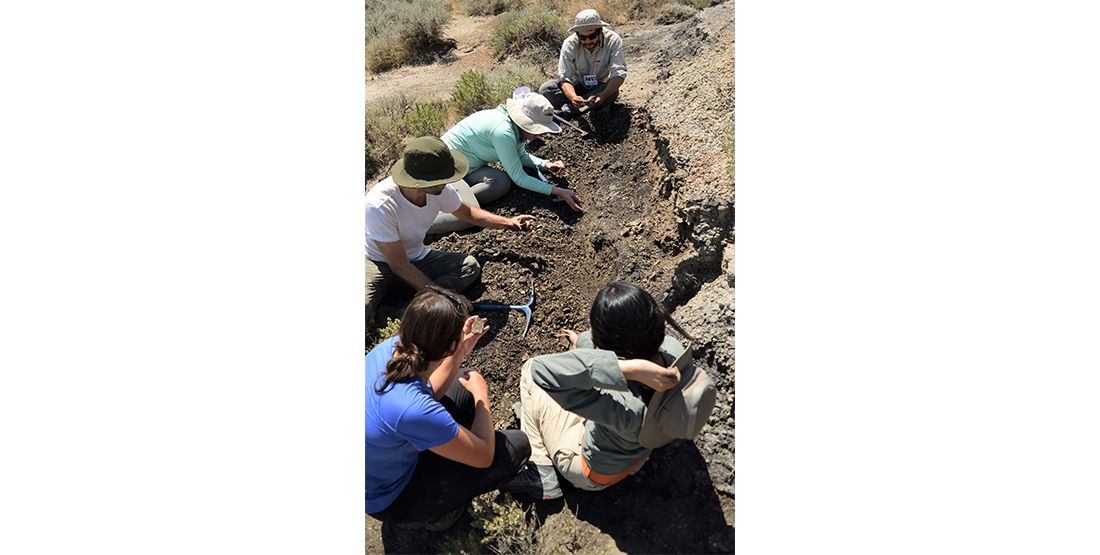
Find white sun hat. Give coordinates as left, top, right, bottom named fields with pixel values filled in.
left=504, top=93, right=562, bottom=135
left=567, top=9, right=611, bottom=33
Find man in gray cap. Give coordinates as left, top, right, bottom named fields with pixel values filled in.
left=538, top=9, right=628, bottom=117
left=365, top=136, right=535, bottom=326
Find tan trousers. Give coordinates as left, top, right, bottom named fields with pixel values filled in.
left=519, top=361, right=608, bottom=492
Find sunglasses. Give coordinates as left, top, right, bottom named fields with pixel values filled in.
left=420, top=285, right=463, bottom=313
left=577, top=31, right=599, bottom=41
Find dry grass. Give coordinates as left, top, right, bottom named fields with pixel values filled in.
left=365, top=0, right=454, bottom=73
left=364, top=95, right=416, bottom=176
left=462, top=0, right=525, bottom=16
left=654, top=1, right=698, bottom=24
left=559, top=0, right=629, bottom=25
left=488, top=5, right=569, bottom=62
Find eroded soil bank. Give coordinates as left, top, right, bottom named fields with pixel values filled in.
left=367, top=2, right=733, bottom=553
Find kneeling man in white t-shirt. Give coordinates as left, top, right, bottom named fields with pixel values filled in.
left=365, top=136, right=535, bottom=326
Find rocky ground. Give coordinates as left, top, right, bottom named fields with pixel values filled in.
left=366, top=2, right=733, bottom=553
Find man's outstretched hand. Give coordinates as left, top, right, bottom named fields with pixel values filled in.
left=508, top=215, right=536, bottom=232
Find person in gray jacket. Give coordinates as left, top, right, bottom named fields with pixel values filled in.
left=503, top=281, right=688, bottom=499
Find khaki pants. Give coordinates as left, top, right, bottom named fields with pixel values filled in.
left=364, top=250, right=481, bottom=325
left=519, top=361, right=607, bottom=492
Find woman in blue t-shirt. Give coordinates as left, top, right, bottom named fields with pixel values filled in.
left=365, top=286, right=531, bottom=530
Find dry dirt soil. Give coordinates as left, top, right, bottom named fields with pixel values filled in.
left=366, top=2, right=734, bottom=553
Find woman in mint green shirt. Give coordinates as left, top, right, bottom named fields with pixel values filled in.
left=429, top=94, right=584, bottom=233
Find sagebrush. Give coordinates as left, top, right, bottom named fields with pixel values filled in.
left=449, top=63, right=548, bottom=119
left=450, top=70, right=494, bottom=118
left=488, top=6, right=568, bottom=63
left=438, top=492, right=538, bottom=555
left=463, top=0, right=524, bottom=16
left=654, top=2, right=698, bottom=24
left=365, top=95, right=416, bottom=176
left=407, top=100, right=449, bottom=138
left=365, top=0, right=454, bottom=73
left=488, top=62, right=549, bottom=106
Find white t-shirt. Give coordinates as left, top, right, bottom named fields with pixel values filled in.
left=364, top=177, right=463, bottom=263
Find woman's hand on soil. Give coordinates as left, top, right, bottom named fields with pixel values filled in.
left=509, top=214, right=536, bottom=232
left=552, top=187, right=584, bottom=212
left=555, top=329, right=579, bottom=351
left=457, top=369, right=489, bottom=401
left=621, top=359, right=681, bottom=391
left=545, top=161, right=565, bottom=174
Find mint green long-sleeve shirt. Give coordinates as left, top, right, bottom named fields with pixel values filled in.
left=441, top=106, right=553, bottom=195
left=529, top=331, right=685, bottom=476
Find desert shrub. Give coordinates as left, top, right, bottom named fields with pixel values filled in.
left=365, top=94, right=455, bottom=175
left=654, top=2, right=697, bottom=24
left=365, top=0, right=454, bottom=73
left=472, top=494, right=535, bottom=555
left=544, top=0, right=712, bottom=23
left=449, top=64, right=550, bottom=119
left=488, top=6, right=568, bottom=62
left=488, top=62, right=550, bottom=105
left=450, top=70, right=493, bottom=117
left=635, top=0, right=718, bottom=19
left=552, top=0, right=629, bottom=25
left=651, top=2, right=695, bottom=23
left=366, top=317, right=401, bottom=353
left=377, top=318, right=401, bottom=341
left=406, top=100, right=449, bottom=138
left=365, top=94, right=416, bottom=175
left=439, top=492, right=537, bottom=555
left=463, top=0, right=524, bottom=16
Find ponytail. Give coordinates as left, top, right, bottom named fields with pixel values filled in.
left=375, top=341, right=429, bottom=393
left=373, top=286, right=467, bottom=393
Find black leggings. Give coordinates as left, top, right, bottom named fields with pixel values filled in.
left=368, top=379, right=531, bottom=524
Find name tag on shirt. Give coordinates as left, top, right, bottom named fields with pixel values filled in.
left=583, top=74, right=598, bottom=87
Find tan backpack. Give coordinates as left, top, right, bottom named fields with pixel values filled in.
left=638, top=343, right=718, bottom=449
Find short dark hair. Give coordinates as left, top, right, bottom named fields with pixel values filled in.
left=590, top=281, right=668, bottom=360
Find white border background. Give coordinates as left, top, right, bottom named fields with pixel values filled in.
left=740, top=0, right=1100, bottom=552
left=2, top=0, right=1099, bottom=553
left=2, top=1, right=364, bottom=553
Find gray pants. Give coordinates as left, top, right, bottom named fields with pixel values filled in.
left=364, top=250, right=481, bottom=325
left=428, top=166, right=513, bottom=234
left=538, top=79, right=618, bottom=117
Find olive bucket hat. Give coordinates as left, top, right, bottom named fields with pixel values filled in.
left=504, top=94, right=562, bottom=135
left=391, top=136, right=470, bottom=188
